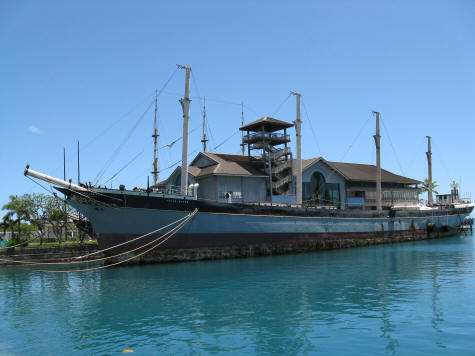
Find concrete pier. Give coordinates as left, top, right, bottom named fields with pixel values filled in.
left=0, top=244, right=102, bottom=266
left=107, top=228, right=462, bottom=265
left=0, top=228, right=464, bottom=267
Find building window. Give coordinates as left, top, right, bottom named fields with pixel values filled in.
left=219, top=191, right=242, bottom=199
left=172, top=173, right=181, bottom=187
left=232, top=192, right=242, bottom=199
left=323, top=183, right=341, bottom=206
left=312, top=172, right=325, bottom=199
left=303, top=171, right=340, bottom=206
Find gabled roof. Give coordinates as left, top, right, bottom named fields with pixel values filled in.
left=292, top=157, right=420, bottom=184
left=164, top=152, right=421, bottom=185
left=326, top=161, right=421, bottom=184
left=292, top=157, right=321, bottom=175
left=187, top=165, right=201, bottom=177
left=240, top=116, right=294, bottom=132
left=196, top=152, right=267, bottom=176
left=187, top=152, right=268, bottom=178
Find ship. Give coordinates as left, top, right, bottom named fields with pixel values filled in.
left=24, top=65, right=474, bottom=263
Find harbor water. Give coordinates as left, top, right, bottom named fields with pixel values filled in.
left=1, top=234, right=475, bottom=355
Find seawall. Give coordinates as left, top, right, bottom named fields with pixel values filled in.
left=0, top=244, right=102, bottom=266
left=1, top=229, right=469, bottom=267
left=108, top=228, right=466, bottom=265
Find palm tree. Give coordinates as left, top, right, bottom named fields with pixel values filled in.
left=421, top=178, right=439, bottom=202
left=2, top=195, right=31, bottom=239
left=0, top=219, right=7, bottom=240
left=1, top=213, right=15, bottom=240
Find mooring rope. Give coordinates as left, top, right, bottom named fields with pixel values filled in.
left=73, top=213, right=192, bottom=260
left=0, top=214, right=187, bottom=266
left=33, top=209, right=198, bottom=273
left=0, top=209, right=197, bottom=266
left=0, top=209, right=196, bottom=266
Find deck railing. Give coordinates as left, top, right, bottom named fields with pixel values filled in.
left=151, top=185, right=194, bottom=196
left=270, top=147, right=291, bottom=160
left=272, top=175, right=292, bottom=189
left=243, top=132, right=290, bottom=143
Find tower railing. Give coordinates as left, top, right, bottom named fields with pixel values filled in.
left=243, top=132, right=290, bottom=143
left=266, top=160, right=292, bottom=175
left=270, top=147, right=291, bottom=160
left=272, top=175, right=292, bottom=190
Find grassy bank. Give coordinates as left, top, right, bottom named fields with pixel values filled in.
left=27, top=240, right=98, bottom=247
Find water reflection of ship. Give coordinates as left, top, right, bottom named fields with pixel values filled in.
left=26, top=241, right=469, bottom=354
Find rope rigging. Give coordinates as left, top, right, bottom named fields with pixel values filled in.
left=81, top=91, right=157, bottom=153
left=190, top=71, right=217, bottom=149
left=103, top=150, right=145, bottom=186
left=159, top=126, right=200, bottom=150
left=272, top=93, right=291, bottom=117
left=92, top=67, right=180, bottom=186
left=26, top=175, right=56, bottom=196
left=211, top=130, right=240, bottom=151
left=206, top=117, right=216, bottom=149
left=339, top=113, right=372, bottom=162
left=301, top=97, right=323, bottom=157
left=191, top=70, right=202, bottom=102
left=93, top=99, right=155, bottom=185
left=160, top=147, right=201, bottom=173
left=0, top=209, right=198, bottom=269
left=380, top=114, right=405, bottom=176
left=72, top=214, right=192, bottom=260
left=159, top=88, right=244, bottom=108
left=33, top=209, right=198, bottom=273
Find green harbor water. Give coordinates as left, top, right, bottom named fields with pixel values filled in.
left=1, top=234, right=475, bottom=355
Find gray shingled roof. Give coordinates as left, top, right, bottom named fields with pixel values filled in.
left=187, top=165, right=201, bottom=177
left=170, top=153, right=420, bottom=185
left=290, top=157, right=420, bottom=184
left=190, top=152, right=267, bottom=177
left=240, top=116, right=294, bottom=132
left=327, top=161, right=421, bottom=184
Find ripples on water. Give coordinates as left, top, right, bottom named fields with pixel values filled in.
left=1, top=235, right=475, bottom=355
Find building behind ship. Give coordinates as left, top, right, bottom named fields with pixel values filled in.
left=159, top=116, right=421, bottom=210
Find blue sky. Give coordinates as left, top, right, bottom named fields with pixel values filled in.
left=1, top=0, right=474, bottom=208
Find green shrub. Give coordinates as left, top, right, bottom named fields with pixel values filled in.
left=7, top=238, right=27, bottom=247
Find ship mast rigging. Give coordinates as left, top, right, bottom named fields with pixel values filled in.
left=201, top=97, right=208, bottom=152
left=152, top=89, right=159, bottom=186
left=241, top=103, right=245, bottom=155
left=291, top=91, right=302, bottom=206
left=373, top=110, right=382, bottom=211
left=426, top=135, right=433, bottom=206
left=178, top=64, right=192, bottom=195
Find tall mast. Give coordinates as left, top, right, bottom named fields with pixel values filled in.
left=201, top=97, right=208, bottom=152
left=291, top=91, right=302, bottom=206
left=373, top=110, right=382, bottom=211
left=178, top=64, right=192, bottom=195
left=63, top=147, right=67, bottom=243
left=152, top=89, right=159, bottom=186
left=241, top=102, right=245, bottom=155
left=426, top=135, right=433, bottom=206
left=63, top=147, right=66, bottom=181
left=77, top=140, right=80, bottom=184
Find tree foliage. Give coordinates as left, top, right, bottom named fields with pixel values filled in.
left=1, top=213, right=16, bottom=236
left=1, top=193, right=78, bottom=244
left=420, top=178, right=439, bottom=202
left=421, top=178, right=439, bottom=194
left=2, top=195, right=31, bottom=239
